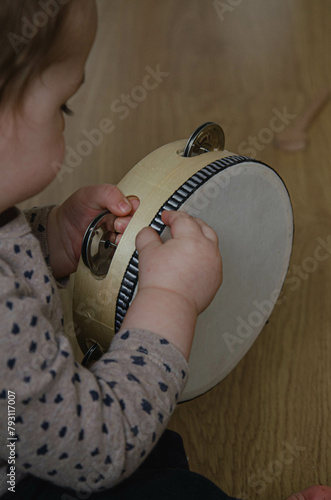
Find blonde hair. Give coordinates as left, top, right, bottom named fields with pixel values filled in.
left=0, top=0, right=72, bottom=106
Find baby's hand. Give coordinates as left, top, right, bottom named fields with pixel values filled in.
left=136, top=210, right=222, bottom=315
left=121, top=210, right=223, bottom=359
left=47, top=184, right=139, bottom=279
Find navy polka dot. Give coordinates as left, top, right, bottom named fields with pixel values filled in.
left=103, top=394, right=114, bottom=407
left=39, top=394, right=46, bottom=403
left=22, top=397, right=31, bottom=405
left=24, top=270, right=34, bottom=280
left=158, top=413, right=164, bottom=423
left=120, top=399, right=125, bottom=411
left=158, top=382, right=168, bottom=392
left=77, top=404, right=82, bottom=417
left=152, top=432, right=156, bottom=443
left=29, top=341, right=37, bottom=353
left=7, top=358, right=16, bottom=370
left=16, top=416, right=23, bottom=424
left=103, top=358, right=118, bottom=364
left=6, top=301, right=13, bottom=310
left=75, top=463, right=83, bottom=470
left=131, top=356, right=146, bottom=366
left=78, top=476, right=86, bottom=482
left=44, top=275, right=50, bottom=283
left=121, top=331, right=130, bottom=340
left=89, top=390, right=99, bottom=401
left=102, top=423, right=108, bottom=434
left=59, top=426, right=67, bottom=438
left=141, top=399, right=152, bottom=414
left=11, top=323, right=20, bottom=335
left=140, top=450, right=146, bottom=458
left=78, top=429, right=84, bottom=441
left=137, top=346, right=148, bottom=355
left=71, top=373, right=81, bottom=384
left=14, top=245, right=20, bottom=254
left=26, top=250, right=33, bottom=259
left=160, top=338, right=169, bottom=345
left=106, top=381, right=117, bottom=389
left=54, top=394, right=63, bottom=404
left=47, top=470, right=57, bottom=476
left=104, top=455, right=112, bottom=465
left=131, top=426, right=139, bottom=437
left=44, top=331, right=50, bottom=341
left=49, top=370, right=56, bottom=379
left=30, top=316, right=38, bottom=327
left=29, top=213, right=37, bottom=223
left=164, top=363, right=171, bottom=373
left=126, top=443, right=134, bottom=451
left=59, top=452, right=68, bottom=460
left=23, top=463, right=32, bottom=469
left=37, top=444, right=48, bottom=455
left=38, top=224, right=45, bottom=232
left=91, top=447, right=99, bottom=457
left=60, top=350, right=69, bottom=358
left=127, top=373, right=140, bottom=383
left=41, top=421, right=49, bottom=430
left=181, top=370, right=186, bottom=379
left=23, top=376, right=31, bottom=383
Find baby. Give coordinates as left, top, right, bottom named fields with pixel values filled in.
left=0, top=1, right=224, bottom=498
left=1, top=2, right=329, bottom=500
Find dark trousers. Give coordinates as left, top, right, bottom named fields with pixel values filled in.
left=2, top=431, right=239, bottom=500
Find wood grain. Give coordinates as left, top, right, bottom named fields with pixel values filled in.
left=19, top=1, right=331, bottom=498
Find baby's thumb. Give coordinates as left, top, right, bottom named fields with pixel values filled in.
left=136, top=226, right=162, bottom=253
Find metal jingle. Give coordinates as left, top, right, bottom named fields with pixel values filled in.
left=81, top=209, right=118, bottom=277
left=183, top=122, right=225, bottom=157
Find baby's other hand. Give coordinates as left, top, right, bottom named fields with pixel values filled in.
left=48, top=184, right=139, bottom=278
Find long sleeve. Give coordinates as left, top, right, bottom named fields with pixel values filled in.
left=0, top=209, right=188, bottom=496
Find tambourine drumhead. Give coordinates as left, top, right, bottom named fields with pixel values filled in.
left=73, top=143, right=293, bottom=402
left=162, top=161, right=293, bottom=400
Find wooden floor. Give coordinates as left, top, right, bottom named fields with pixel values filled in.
left=20, top=1, right=331, bottom=498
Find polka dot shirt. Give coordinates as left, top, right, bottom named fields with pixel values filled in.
left=0, top=206, right=188, bottom=496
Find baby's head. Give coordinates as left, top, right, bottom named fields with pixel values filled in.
left=0, top=0, right=97, bottom=211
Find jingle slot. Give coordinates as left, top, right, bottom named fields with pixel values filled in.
left=81, top=341, right=104, bottom=368
left=81, top=210, right=118, bottom=277
left=182, top=122, right=225, bottom=157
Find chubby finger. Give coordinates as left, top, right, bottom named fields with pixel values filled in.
left=192, top=216, right=219, bottom=244
left=136, top=226, right=162, bottom=253
left=127, top=196, right=140, bottom=214
left=161, top=209, right=212, bottom=240
left=80, top=184, right=132, bottom=215
left=114, top=215, right=132, bottom=233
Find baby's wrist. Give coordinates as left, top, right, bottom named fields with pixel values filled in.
left=121, top=286, right=198, bottom=360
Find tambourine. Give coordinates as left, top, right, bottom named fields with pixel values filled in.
left=73, top=123, right=293, bottom=402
